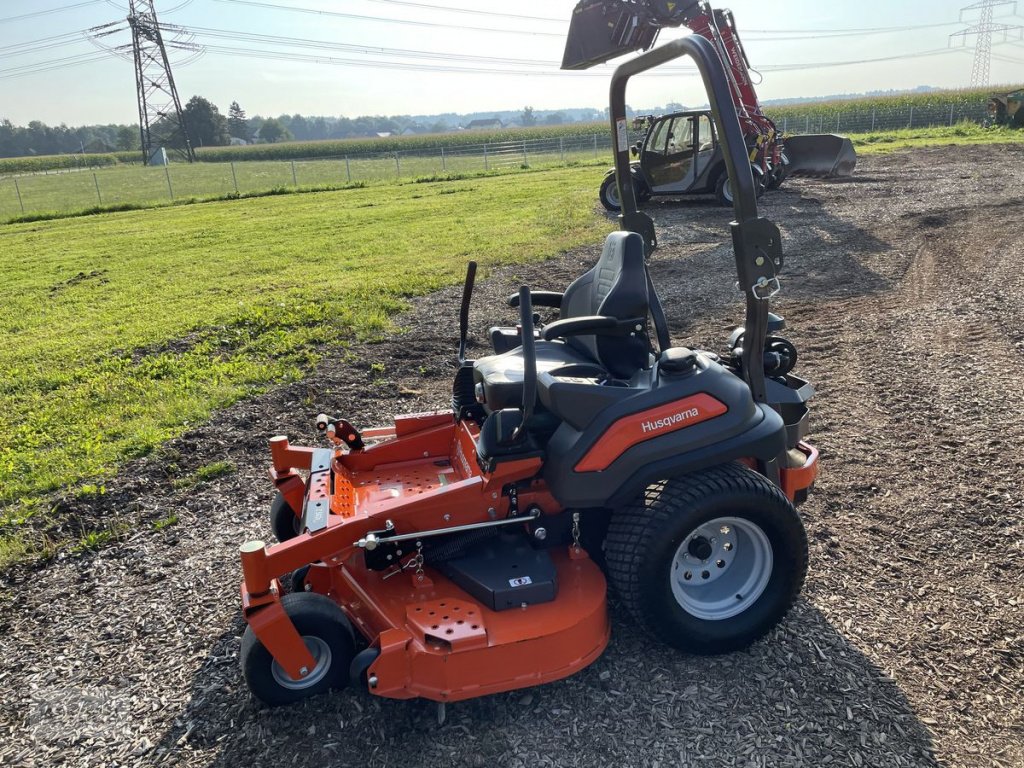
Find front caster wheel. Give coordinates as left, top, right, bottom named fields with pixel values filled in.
left=241, top=592, right=355, bottom=707
left=605, top=463, right=808, bottom=655
left=270, top=491, right=302, bottom=543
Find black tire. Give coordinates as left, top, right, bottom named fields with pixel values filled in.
left=240, top=592, right=355, bottom=707
left=714, top=172, right=734, bottom=207
left=605, top=463, right=807, bottom=655
left=289, top=564, right=311, bottom=593
left=599, top=174, right=622, bottom=212
left=715, top=168, right=767, bottom=207
left=270, top=491, right=302, bottom=543
left=349, top=647, right=381, bottom=689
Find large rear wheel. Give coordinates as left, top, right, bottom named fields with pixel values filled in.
left=605, top=463, right=807, bottom=654
left=599, top=174, right=622, bottom=212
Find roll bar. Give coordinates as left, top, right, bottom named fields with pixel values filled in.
left=608, top=33, right=784, bottom=410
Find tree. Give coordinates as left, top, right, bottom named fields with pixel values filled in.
left=258, top=117, right=292, bottom=143
left=182, top=95, right=230, bottom=147
left=544, top=112, right=565, bottom=126
left=227, top=101, right=250, bottom=141
left=115, top=125, right=139, bottom=151
left=521, top=106, right=536, bottom=127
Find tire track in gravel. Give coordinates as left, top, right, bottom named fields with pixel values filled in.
left=2, top=144, right=1023, bottom=768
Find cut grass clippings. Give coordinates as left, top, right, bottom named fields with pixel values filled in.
left=0, top=165, right=613, bottom=536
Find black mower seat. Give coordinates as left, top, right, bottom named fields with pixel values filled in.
left=474, top=231, right=653, bottom=414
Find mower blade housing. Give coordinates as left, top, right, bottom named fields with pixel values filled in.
left=784, top=134, right=857, bottom=177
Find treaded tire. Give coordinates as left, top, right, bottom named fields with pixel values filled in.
left=270, top=491, right=302, bottom=543
left=605, top=463, right=807, bottom=655
left=241, top=592, right=355, bottom=707
left=599, top=175, right=622, bottom=212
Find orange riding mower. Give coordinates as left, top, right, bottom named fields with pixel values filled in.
left=234, top=35, right=818, bottom=709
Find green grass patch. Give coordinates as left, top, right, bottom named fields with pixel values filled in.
left=153, top=513, right=179, bottom=531
left=850, top=123, right=1022, bottom=154
left=172, top=460, right=236, bottom=490
left=0, top=165, right=613, bottom=521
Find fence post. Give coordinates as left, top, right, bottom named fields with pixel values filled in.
left=345, top=155, right=351, bottom=182
left=522, top=140, right=528, bottom=166
left=593, top=134, right=598, bottom=159
left=441, top=146, right=446, bottom=172
left=559, top=136, right=565, bottom=163
left=871, top=108, right=876, bottom=131
left=836, top=112, right=840, bottom=132
left=783, top=117, right=787, bottom=133
left=806, top=116, right=810, bottom=133
left=165, top=165, right=174, bottom=200
left=949, top=103, right=955, bottom=126
left=231, top=161, right=239, bottom=193
left=395, top=152, right=401, bottom=178
left=93, top=172, right=102, bottom=205
left=908, top=106, right=914, bottom=129
left=484, top=144, right=489, bottom=171
left=819, top=115, right=824, bottom=132
left=14, top=178, right=24, bottom=213
left=291, top=160, right=298, bottom=186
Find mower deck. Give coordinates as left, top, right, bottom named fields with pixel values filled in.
left=242, top=410, right=612, bottom=702
left=307, top=546, right=608, bottom=701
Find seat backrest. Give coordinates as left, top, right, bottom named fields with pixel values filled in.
left=559, top=231, right=651, bottom=379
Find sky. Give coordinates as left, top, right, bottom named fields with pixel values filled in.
left=1, top=0, right=1023, bottom=126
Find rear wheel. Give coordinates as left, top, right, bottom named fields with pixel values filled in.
left=599, top=175, right=622, bottom=212
left=605, top=463, right=807, bottom=654
left=715, top=168, right=767, bottom=207
left=241, top=592, right=355, bottom=707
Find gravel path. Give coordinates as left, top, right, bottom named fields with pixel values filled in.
left=2, top=143, right=1023, bottom=767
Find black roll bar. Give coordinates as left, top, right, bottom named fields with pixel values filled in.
left=607, top=34, right=786, bottom=451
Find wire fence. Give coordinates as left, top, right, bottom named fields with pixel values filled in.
left=0, top=133, right=615, bottom=220
left=0, top=102, right=1001, bottom=221
left=770, top=101, right=991, bottom=135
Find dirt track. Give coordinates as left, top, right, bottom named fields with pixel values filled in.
left=2, top=143, right=1024, bottom=767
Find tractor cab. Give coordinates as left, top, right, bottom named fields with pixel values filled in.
left=599, top=108, right=750, bottom=211
left=635, top=110, right=718, bottom=191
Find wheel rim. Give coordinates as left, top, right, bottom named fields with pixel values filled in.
left=270, top=635, right=332, bottom=690
left=606, top=180, right=621, bottom=208
left=723, top=178, right=734, bottom=203
left=670, top=516, right=773, bottom=621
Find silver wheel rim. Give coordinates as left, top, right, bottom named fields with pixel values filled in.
left=605, top=180, right=621, bottom=208
left=670, top=516, right=773, bottom=621
left=723, top=179, right=734, bottom=203
left=270, top=635, right=332, bottom=690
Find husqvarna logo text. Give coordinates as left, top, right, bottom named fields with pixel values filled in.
left=641, top=407, right=700, bottom=434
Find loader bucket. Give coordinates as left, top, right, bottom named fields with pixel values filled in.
left=784, top=134, right=857, bottom=177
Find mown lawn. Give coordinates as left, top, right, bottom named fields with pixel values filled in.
left=0, top=166, right=612, bottom=526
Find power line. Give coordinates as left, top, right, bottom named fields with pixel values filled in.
left=950, top=0, right=1023, bottom=86
left=213, top=0, right=970, bottom=39
left=212, top=0, right=565, bottom=37
left=0, top=0, right=104, bottom=24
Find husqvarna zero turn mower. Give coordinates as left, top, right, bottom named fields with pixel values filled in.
left=235, top=36, right=818, bottom=709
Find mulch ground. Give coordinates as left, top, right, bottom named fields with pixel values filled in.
left=2, top=143, right=1023, bottom=767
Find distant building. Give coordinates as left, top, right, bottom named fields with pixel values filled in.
left=376, top=131, right=393, bottom=138
left=229, top=136, right=249, bottom=146
left=465, top=118, right=503, bottom=130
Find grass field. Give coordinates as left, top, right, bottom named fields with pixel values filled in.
left=0, top=141, right=607, bottom=222
left=0, top=165, right=612, bottom=536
